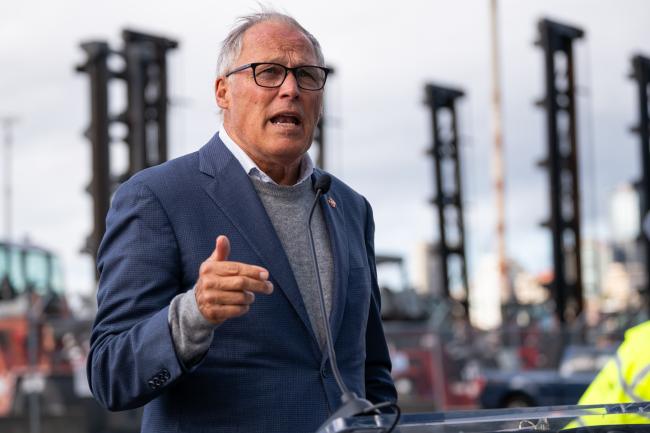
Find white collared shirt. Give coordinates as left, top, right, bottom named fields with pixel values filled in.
left=218, top=124, right=314, bottom=186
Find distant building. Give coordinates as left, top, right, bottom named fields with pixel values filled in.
left=469, top=254, right=503, bottom=329
left=512, top=267, right=549, bottom=305
left=601, top=262, right=642, bottom=313
left=411, top=241, right=444, bottom=296
left=610, top=183, right=639, bottom=244
left=608, top=183, right=646, bottom=295
left=581, top=238, right=612, bottom=299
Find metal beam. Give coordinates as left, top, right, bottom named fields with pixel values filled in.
left=536, top=18, right=585, bottom=323
left=122, top=29, right=178, bottom=175
left=631, top=54, right=650, bottom=314
left=76, top=42, right=111, bottom=268
left=77, top=31, right=177, bottom=279
left=424, top=83, right=469, bottom=319
left=314, top=66, right=335, bottom=169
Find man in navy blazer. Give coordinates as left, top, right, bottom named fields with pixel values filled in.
left=88, top=10, right=396, bottom=433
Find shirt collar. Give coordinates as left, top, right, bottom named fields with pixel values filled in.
left=218, top=124, right=314, bottom=186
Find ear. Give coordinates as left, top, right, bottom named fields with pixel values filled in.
left=215, top=76, right=230, bottom=110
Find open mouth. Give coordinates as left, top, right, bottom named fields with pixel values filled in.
left=270, top=113, right=302, bottom=126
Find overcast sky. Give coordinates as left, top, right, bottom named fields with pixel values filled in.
left=1, top=0, right=649, bottom=297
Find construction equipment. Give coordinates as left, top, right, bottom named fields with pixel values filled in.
left=0, top=240, right=89, bottom=423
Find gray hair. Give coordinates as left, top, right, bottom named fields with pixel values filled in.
left=216, top=10, right=325, bottom=77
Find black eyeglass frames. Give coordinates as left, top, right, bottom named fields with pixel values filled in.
left=224, top=62, right=330, bottom=91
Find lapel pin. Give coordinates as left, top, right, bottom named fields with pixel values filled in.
left=327, top=197, right=337, bottom=208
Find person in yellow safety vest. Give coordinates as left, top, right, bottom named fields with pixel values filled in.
left=566, top=321, right=650, bottom=428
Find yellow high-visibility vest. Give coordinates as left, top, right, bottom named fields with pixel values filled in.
left=568, top=321, right=650, bottom=427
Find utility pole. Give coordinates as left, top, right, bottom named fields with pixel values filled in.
left=1, top=117, right=18, bottom=243
left=489, top=0, right=511, bottom=312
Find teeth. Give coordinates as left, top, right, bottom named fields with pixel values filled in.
left=272, top=115, right=299, bottom=125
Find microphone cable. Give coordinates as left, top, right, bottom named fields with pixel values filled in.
left=308, top=174, right=348, bottom=395
left=308, top=174, right=401, bottom=433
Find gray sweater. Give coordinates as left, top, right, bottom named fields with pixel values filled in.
left=168, top=177, right=334, bottom=366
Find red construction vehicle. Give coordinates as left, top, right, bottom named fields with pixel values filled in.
left=0, top=240, right=144, bottom=432
left=0, top=240, right=87, bottom=419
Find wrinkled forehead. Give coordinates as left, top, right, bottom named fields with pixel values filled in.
left=239, top=21, right=318, bottom=64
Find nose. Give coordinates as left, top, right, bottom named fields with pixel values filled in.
left=278, top=70, right=300, bottom=98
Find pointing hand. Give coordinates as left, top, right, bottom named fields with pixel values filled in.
left=195, top=235, right=273, bottom=325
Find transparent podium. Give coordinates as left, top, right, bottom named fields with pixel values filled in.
left=316, top=402, right=650, bottom=433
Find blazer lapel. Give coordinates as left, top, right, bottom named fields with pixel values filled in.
left=198, top=135, right=320, bottom=348
left=314, top=172, right=350, bottom=348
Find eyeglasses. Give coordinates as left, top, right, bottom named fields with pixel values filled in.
left=225, top=62, right=330, bottom=91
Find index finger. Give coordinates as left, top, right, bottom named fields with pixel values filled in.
left=212, top=261, right=269, bottom=280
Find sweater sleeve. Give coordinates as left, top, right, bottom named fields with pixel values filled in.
left=168, top=287, right=218, bottom=367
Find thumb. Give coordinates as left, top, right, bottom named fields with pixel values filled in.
left=209, top=235, right=230, bottom=261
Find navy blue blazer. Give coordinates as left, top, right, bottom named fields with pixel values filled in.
left=87, top=134, right=396, bottom=433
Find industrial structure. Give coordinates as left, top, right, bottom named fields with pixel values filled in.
left=535, top=19, right=585, bottom=324
left=76, top=30, right=178, bottom=272
left=423, top=84, right=470, bottom=319
left=313, top=66, right=335, bottom=169
left=630, top=54, right=650, bottom=314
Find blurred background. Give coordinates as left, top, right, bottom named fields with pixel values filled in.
left=1, top=0, right=649, bottom=431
